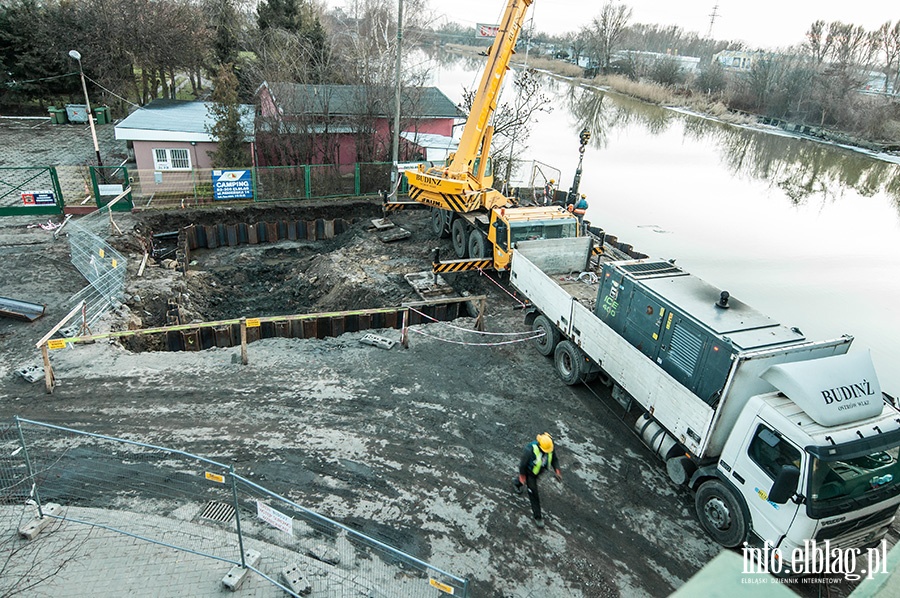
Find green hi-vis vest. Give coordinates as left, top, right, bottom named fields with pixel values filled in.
left=531, top=443, right=553, bottom=475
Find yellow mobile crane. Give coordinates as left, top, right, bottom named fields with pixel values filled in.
left=400, top=0, right=587, bottom=272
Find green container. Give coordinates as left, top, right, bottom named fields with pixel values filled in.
left=95, top=106, right=110, bottom=125
left=48, top=107, right=69, bottom=124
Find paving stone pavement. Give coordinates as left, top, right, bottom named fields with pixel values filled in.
left=0, top=503, right=427, bottom=597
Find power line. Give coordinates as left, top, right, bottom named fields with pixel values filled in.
left=3, top=71, right=78, bottom=88
left=83, top=74, right=141, bottom=109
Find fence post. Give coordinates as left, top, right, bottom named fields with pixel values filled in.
left=49, top=166, right=64, bottom=212
left=304, top=165, right=311, bottom=199
left=251, top=166, right=258, bottom=204
left=230, top=465, right=247, bottom=568
left=354, top=163, right=360, bottom=195
left=14, top=417, right=45, bottom=518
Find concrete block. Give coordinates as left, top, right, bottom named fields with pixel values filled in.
left=18, top=502, right=63, bottom=540
left=308, top=543, right=340, bottom=565
left=15, top=363, right=44, bottom=383
left=359, top=333, right=396, bottom=350
left=222, top=549, right=260, bottom=592
left=280, top=563, right=312, bottom=596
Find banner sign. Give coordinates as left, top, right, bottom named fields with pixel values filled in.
left=256, top=500, right=293, bottom=535
left=212, top=170, right=253, bottom=201
left=476, top=23, right=500, bottom=38
left=21, top=190, right=56, bottom=206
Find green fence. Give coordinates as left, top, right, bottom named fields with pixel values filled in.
left=89, top=165, right=134, bottom=211
left=131, top=162, right=397, bottom=210
left=0, top=167, right=64, bottom=216
left=0, top=162, right=406, bottom=215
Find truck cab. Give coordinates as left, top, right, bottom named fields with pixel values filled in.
left=705, top=351, right=900, bottom=568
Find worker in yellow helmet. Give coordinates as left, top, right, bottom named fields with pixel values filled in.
left=513, top=432, right=562, bottom=528
left=542, top=179, right=557, bottom=205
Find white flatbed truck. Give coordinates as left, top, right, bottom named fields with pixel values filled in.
left=510, top=237, right=900, bottom=568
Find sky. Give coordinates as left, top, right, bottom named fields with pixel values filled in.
left=325, top=0, right=898, bottom=50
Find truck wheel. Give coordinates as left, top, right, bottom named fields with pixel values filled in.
left=533, top=315, right=559, bottom=357
left=451, top=218, right=468, bottom=258
left=468, top=230, right=488, bottom=259
left=554, top=340, right=586, bottom=385
left=431, top=208, right=450, bottom=238
left=695, top=479, right=748, bottom=548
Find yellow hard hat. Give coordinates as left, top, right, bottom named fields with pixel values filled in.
left=581, top=194, right=586, bottom=199
left=549, top=179, right=555, bottom=184
left=537, top=433, right=554, bottom=452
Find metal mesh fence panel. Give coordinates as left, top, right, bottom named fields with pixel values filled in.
left=309, top=164, right=356, bottom=198
left=358, top=162, right=392, bottom=196
left=63, top=206, right=127, bottom=330
left=14, top=419, right=243, bottom=566
left=256, top=165, right=308, bottom=201
left=235, top=476, right=469, bottom=598
left=6, top=419, right=469, bottom=597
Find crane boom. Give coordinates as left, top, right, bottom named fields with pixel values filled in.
left=405, top=0, right=533, bottom=212
left=449, top=0, right=532, bottom=175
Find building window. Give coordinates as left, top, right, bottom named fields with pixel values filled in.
left=153, top=148, right=191, bottom=171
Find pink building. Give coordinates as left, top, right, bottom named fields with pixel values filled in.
left=255, top=82, right=462, bottom=168
left=115, top=100, right=255, bottom=198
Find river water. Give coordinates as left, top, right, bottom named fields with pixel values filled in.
left=427, top=53, right=900, bottom=392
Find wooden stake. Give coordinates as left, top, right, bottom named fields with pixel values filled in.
left=240, top=318, right=249, bottom=365
left=400, top=310, right=409, bottom=349
left=137, top=252, right=149, bottom=277
left=474, top=297, right=487, bottom=332
left=41, top=344, right=55, bottom=394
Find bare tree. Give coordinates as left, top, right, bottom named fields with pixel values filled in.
left=584, top=2, right=633, bottom=73
left=874, top=20, right=900, bottom=93
left=460, top=68, right=552, bottom=190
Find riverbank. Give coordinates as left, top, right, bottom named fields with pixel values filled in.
left=443, top=44, right=899, bottom=158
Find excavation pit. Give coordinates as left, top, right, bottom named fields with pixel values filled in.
left=116, top=202, right=483, bottom=352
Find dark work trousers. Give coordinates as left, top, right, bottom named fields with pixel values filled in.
left=515, top=474, right=543, bottom=520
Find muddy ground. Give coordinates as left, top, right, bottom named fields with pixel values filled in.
left=0, top=202, right=869, bottom=597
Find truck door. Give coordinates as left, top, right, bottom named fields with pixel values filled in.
left=733, top=423, right=803, bottom=547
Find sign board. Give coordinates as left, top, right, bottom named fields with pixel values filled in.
left=476, top=23, right=500, bottom=38
left=98, top=184, right=124, bottom=196
left=256, top=500, right=293, bottom=535
left=212, top=170, right=253, bottom=201
left=205, top=471, right=225, bottom=484
left=21, top=190, right=56, bottom=206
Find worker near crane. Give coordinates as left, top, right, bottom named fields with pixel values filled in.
left=542, top=179, right=556, bottom=205
left=513, top=432, right=562, bottom=528
left=567, top=193, right=588, bottom=224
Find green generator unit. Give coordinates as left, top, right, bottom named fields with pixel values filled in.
left=593, top=260, right=807, bottom=405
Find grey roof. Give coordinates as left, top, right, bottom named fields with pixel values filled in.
left=115, top=100, right=255, bottom=141
left=262, top=83, right=463, bottom=119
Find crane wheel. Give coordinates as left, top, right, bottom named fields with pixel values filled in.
left=468, top=230, right=488, bottom=259
left=431, top=208, right=450, bottom=238
left=451, top=219, right=468, bottom=258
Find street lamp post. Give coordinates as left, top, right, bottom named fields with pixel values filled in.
left=68, top=50, right=103, bottom=168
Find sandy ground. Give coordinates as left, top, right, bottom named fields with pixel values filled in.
left=0, top=202, right=865, bottom=597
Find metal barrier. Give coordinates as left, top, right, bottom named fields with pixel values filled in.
left=0, top=166, right=64, bottom=216
left=8, top=418, right=469, bottom=597
left=59, top=195, right=128, bottom=332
